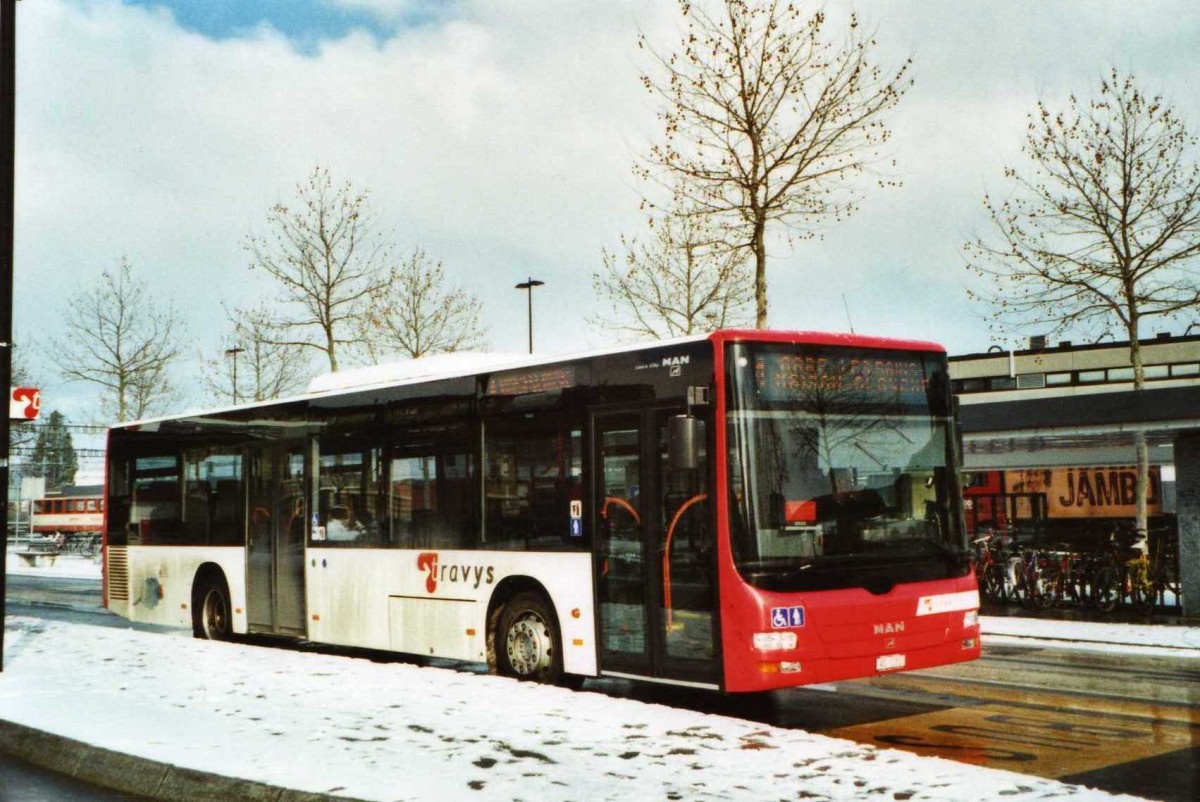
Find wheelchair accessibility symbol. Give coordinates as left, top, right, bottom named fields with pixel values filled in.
left=771, top=606, right=805, bottom=629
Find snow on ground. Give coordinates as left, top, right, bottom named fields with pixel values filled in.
left=2, top=557, right=1195, bottom=800
left=5, top=552, right=103, bottom=579
left=0, top=616, right=1148, bottom=802
left=981, top=615, right=1200, bottom=655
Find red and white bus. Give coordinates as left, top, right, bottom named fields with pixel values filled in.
left=104, top=330, right=979, bottom=692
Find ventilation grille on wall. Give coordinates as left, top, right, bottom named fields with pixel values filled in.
left=1016, top=373, right=1046, bottom=389
left=107, top=546, right=129, bottom=601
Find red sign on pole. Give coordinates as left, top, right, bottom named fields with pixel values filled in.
left=9, top=386, right=39, bottom=420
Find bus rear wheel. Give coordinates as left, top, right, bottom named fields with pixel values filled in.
left=497, top=592, right=563, bottom=684
left=194, top=576, right=232, bottom=641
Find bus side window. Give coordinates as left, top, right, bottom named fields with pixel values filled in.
left=484, top=415, right=583, bottom=552
left=388, top=424, right=475, bottom=551
left=317, top=448, right=385, bottom=548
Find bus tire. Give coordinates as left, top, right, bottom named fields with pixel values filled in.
left=496, top=592, right=563, bottom=684
left=194, top=575, right=232, bottom=641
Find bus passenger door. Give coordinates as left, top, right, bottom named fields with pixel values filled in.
left=594, top=413, right=652, bottom=676
left=246, top=442, right=308, bottom=636
left=655, top=410, right=718, bottom=682
left=594, top=409, right=719, bottom=685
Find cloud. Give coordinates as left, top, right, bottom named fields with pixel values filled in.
left=13, top=0, right=1200, bottom=428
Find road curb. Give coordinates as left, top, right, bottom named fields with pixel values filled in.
left=0, top=719, right=370, bottom=802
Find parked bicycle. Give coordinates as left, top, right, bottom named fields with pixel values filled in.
left=973, top=533, right=1005, bottom=602
left=1038, top=545, right=1094, bottom=608
left=970, top=520, right=1182, bottom=616
left=1127, top=527, right=1182, bottom=615
left=61, top=531, right=101, bottom=558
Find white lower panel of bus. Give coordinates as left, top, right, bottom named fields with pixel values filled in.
left=111, top=546, right=598, bottom=676
left=304, top=547, right=595, bottom=672
left=309, top=549, right=597, bottom=675
left=108, top=546, right=247, bottom=631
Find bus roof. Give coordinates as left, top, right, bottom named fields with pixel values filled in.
left=109, top=329, right=945, bottom=431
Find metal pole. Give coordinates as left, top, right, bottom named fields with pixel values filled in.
left=514, top=278, right=544, bottom=355
left=225, top=347, right=244, bottom=405
left=1, top=0, right=19, bottom=673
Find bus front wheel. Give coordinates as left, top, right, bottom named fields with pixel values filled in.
left=497, top=592, right=563, bottom=684
left=194, top=576, right=232, bottom=641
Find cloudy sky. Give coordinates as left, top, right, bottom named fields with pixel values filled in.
left=12, top=0, right=1200, bottom=423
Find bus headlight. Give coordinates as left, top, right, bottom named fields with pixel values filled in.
left=752, top=632, right=798, bottom=651
left=963, top=610, right=979, bottom=629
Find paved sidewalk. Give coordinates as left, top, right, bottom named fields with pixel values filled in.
left=980, top=614, right=1200, bottom=655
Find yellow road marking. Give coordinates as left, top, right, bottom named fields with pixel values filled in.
left=830, top=702, right=1196, bottom=779
left=864, top=673, right=1200, bottom=726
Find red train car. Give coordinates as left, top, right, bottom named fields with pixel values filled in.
left=31, top=489, right=105, bottom=536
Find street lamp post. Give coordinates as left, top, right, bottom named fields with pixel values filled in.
left=514, top=278, right=544, bottom=355
left=225, top=347, right=244, bottom=405
left=1, top=0, right=18, bottom=673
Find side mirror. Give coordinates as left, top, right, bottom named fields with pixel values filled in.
left=668, top=414, right=700, bottom=471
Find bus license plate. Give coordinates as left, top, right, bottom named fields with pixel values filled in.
left=876, top=654, right=905, bottom=672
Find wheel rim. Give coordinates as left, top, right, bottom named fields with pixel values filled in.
left=203, top=588, right=227, bottom=639
left=505, top=610, right=553, bottom=677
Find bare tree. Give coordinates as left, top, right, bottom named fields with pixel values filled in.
left=50, top=258, right=182, bottom=422
left=201, top=306, right=311, bottom=405
left=366, top=248, right=485, bottom=359
left=966, top=69, right=1200, bottom=542
left=246, top=167, right=393, bottom=372
left=592, top=201, right=753, bottom=339
left=639, top=0, right=912, bottom=327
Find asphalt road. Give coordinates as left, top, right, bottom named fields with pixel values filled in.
left=806, top=646, right=1198, bottom=802
left=4, top=572, right=1197, bottom=801
left=0, top=751, right=148, bottom=801
left=5, top=573, right=106, bottom=613
left=615, top=632, right=1199, bottom=801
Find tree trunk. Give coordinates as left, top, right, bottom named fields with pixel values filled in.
left=1128, top=318, right=1149, bottom=552
left=326, top=322, right=338, bottom=372
left=753, top=214, right=768, bottom=329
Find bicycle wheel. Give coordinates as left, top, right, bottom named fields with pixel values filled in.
left=1016, top=570, right=1043, bottom=608
left=1004, top=558, right=1026, bottom=606
left=1032, top=570, right=1055, bottom=609
left=1091, top=565, right=1120, bottom=613
left=1161, top=564, right=1181, bottom=609
left=978, top=562, right=1001, bottom=601
left=1129, top=568, right=1156, bottom=615
left=1128, top=557, right=1156, bottom=614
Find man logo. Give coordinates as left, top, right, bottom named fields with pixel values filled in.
left=873, top=622, right=905, bottom=635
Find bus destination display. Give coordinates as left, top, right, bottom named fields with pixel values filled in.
left=486, top=366, right=575, bottom=397
left=754, top=351, right=929, bottom=402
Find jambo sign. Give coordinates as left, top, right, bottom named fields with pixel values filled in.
left=9, top=387, right=40, bottom=421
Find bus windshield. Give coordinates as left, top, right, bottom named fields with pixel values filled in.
left=726, top=342, right=968, bottom=592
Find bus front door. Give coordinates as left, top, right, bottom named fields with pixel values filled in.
left=594, top=410, right=718, bottom=686
left=246, top=442, right=308, bottom=636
